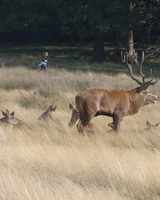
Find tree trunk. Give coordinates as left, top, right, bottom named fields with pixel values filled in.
left=128, top=29, right=134, bottom=56
left=147, top=25, right=151, bottom=44
left=127, top=1, right=136, bottom=56
left=92, top=36, right=106, bottom=62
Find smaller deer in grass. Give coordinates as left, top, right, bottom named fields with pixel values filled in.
left=0, top=105, right=57, bottom=128
left=145, top=121, right=160, bottom=132
left=0, top=110, right=22, bottom=127
left=38, top=105, right=57, bottom=121
left=68, top=104, right=97, bottom=132
left=68, top=104, right=80, bottom=127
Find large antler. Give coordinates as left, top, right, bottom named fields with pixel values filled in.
left=121, top=50, right=158, bottom=87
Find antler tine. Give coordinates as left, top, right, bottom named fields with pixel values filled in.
left=140, top=52, right=152, bottom=79
left=133, top=50, right=153, bottom=85
left=140, top=51, right=144, bottom=66
left=121, top=51, right=143, bottom=86
left=121, top=51, right=126, bottom=63
left=146, top=78, right=158, bottom=86
left=122, top=50, right=158, bottom=87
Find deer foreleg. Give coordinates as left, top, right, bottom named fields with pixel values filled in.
left=77, top=120, right=84, bottom=133
left=108, top=117, right=123, bottom=131
left=109, top=113, right=123, bottom=132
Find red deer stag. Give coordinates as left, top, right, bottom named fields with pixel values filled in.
left=0, top=110, right=22, bottom=127
left=75, top=50, right=158, bottom=132
left=68, top=103, right=96, bottom=132
left=38, top=105, right=57, bottom=121
left=145, top=121, right=160, bottom=132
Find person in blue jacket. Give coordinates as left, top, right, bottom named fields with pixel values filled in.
left=39, top=52, right=48, bottom=71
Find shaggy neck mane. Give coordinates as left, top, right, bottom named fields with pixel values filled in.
left=127, top=87, right=145, bottom=115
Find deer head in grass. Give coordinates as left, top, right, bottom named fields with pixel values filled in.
left=0, top=110, right=22, bottom=127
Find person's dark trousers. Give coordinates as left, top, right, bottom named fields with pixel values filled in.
left=40, top=64, right=46, bottom=71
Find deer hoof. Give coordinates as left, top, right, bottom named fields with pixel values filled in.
left=108, top=122, right=115, bottom=128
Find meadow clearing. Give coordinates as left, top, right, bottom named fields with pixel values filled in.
left=0, top=65, right=159, bottom=200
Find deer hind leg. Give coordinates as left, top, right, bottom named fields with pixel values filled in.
left=77, top=111, right=94, bottom=133
left=77, top=120, right=84, bottom=132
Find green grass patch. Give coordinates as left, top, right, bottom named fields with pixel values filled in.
left=0, top=43, right=159, bottom=76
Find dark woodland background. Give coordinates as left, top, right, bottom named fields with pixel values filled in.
left=0, top=0, right=160, bottom=62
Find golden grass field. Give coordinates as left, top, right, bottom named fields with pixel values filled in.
left=0, top=66, right=159, bottom=200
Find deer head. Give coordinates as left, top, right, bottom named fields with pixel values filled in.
left=68, top=104, right=80, bottom=127
left=141, top=90, right=158, bottom=106
left=0, top=110, right=22, bottom=126
left=145, top=121, right=160, bottom=132
left=38, top=105, right=57, bottom=121
left=121, top=50, right=158, bottom=105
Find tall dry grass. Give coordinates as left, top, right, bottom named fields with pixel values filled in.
left=0, top=66, right=159, bottom=200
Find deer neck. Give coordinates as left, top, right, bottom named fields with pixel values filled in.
left=127, top=88, right=145, bottom=115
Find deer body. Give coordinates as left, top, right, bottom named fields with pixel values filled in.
left=76, top=88, right=149, bottom=116
left=75, top=50, right=158, bottom=132
left=75, top=87, right=157, bottom=132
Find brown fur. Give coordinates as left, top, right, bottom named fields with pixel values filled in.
left=75, top=86, right=157, bottom=132
left=68, top=104, right=80, bottom=127
left=68, top=104, right=97, bottom=133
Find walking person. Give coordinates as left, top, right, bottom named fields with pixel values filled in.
left=39, top=52, right=48, bottom=71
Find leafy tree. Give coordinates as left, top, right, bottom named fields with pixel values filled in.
left=0, top=0, right=58, bottom=42
left=118, top=0, right=160, bottom=52
left=135, top=0, right=160, bottom=44
left=56, top=0, right=119, bottom=62
left=0, top=0, right=159, bottom=61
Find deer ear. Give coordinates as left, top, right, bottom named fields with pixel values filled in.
left=2, top=110, right=7, bottom=117
left=155, top=123, right=160, bottom=127
left=146, top=121, right=151, bottom=127
left=11, top=112, right=15, bottom=116
left=69, top=104, right=74, bottom=111
left=47, top=105, right=53, bottom=111
left=52, top=106, right=57, bottom=112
